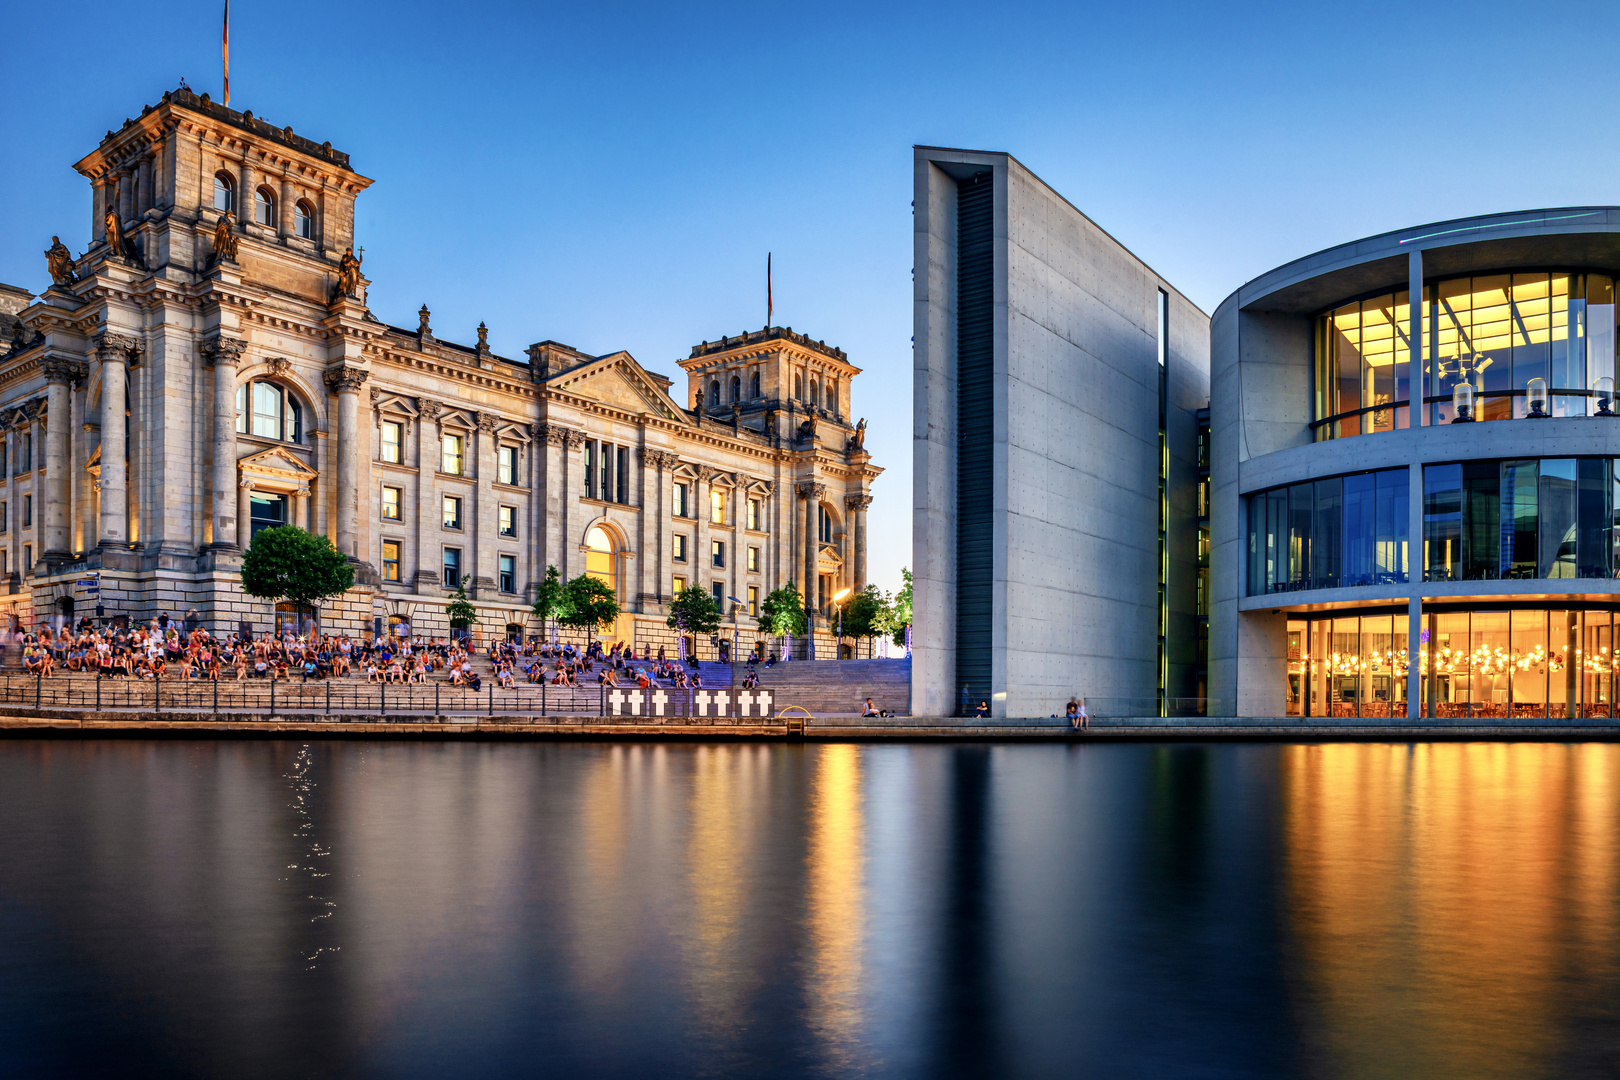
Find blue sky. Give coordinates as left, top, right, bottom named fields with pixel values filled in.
left=6, top=1, right=1620, bottom=596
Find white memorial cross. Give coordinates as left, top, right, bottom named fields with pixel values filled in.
left=651, top=689, right=670, bottom=716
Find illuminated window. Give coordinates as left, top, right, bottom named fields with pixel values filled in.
left=747, top=585, right=758, bottom=616
left=672, top=574, right=686, bottom=595
left=441, top=433, right=464, bottom=475
left=498, top=445, right=517, bottom=485
left=381, top=540, right=401, bottom=581
left=585, top=525, right=615, bottom=595
left=710, top=489, right=725, bottom=524
left=673, top=482, right=690, bottom=517
left=442, top=495, right=461, bottom=529
left=673, top=534, right=687, bottom=562
left=381, top=420, right=402, bottom=463
left=294, top=200, right=313, bottom=239
left=748, top=546, right=759, bottom=572
left=747, top=498, right=760, bottom=530
left=381, top=485, right=401, bottom=520
left=213, top=173, right=234, bottom=213
left=499, top=505, right=516, bottom=537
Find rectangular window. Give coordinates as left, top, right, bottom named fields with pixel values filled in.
left=499, top=506, right=516, bottom=537
left=710, top=489, right=725, bottom=524
left=22, top=495, right=31, bottom=528
left=1424, top=464, right=1463, bottom=582
left=748, top=498, right=760, bottom=531
left=672, top=574, right=686, bottom=595
left=711, top=540, right=725, bottom=568
left=23, top=545, right=30, bottom=575
left=1, top=551, right=7, bottom=576
left=674, top=482, right=689, bottom=517
left=599, top=442, right=613, bottom=501
left=584, top=442, right=595, bottom=497
left=712, top=580, right=724, bottom=604
left=381, top=540, right=401, bottom=581
left=748, top=546, right=759, bottom=572
left=441, top=433, right=464, bottom=475
left=498, top=445, right=517, bottom=485
left=442, top=495, right=461, bottom=529
left=381, top=485, right=401, bottom=520
left=381, top=420, right=403, bottom=464
left=617, top=446, right=629, bottom=504
left=747, top=585, right=758, bottom=616
left=21, top=434, right=29, bottom=472
left=1, top=443, right=8, bottom=477
left=499, top=554, right=516, bottom=593
left=1541, top=459, right=1578, bottom=578
left=1246, top=467, right=1410, bottom=595
left=1, top=501, right=7, bottom=533
left=673, top=534, right=687, bottom=562
left=442, top=547, right=461, bottom=589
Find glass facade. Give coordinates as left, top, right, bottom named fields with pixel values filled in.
left=1247, top=468, right=1408, bottom=595
left=1313, top=272, right=1620, bottom=437
left=1424, top=457, right=1620, bottom=580
left=1284, top=611, right=1409, bottom=717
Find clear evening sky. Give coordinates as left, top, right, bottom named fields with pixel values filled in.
left=4, top=1, right=1619, bottom=597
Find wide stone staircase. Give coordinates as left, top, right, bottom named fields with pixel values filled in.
left=732, top=657, right=910, bottom=716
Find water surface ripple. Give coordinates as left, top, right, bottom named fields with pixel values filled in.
left=1, top=740, right=1617, bottom=1079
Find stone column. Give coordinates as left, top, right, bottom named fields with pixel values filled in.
left=40, top=358, right=77, bottom=562
left=799, top=481, right=824, bottom=657
left=641, top=449, right=668, bottom=605
left=694, top=466, right=713, bottom=601
left=473, top=413, right=498, bottom=597
left=561, top=430, right=585, bottom=578
left=846, top=493, right=871, bottom=591
left=238, top=158, right=255, bottom=224
left=417, top=401, right=441, bottom=592
left=325, top=366, right=369, bottom=558
left=94, top=334, right=138, bottom=549
left=238, top=479, right=254, bottom=543
left=279, top=177, right=294, bottom=240
left=295, top=486, right=311, bottom=531
left=136, top=157, right=152, bottom=216
left=202, top=336, right=245, bottom=549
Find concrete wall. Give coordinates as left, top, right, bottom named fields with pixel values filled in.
left=913, top=147, right=1210, bottom=718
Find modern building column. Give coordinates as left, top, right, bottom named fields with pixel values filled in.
left=40, top=358, right=76, bottom=562
left=325, top=366, right=368, bottom=558
left=1406, top=594, right=1422, bottom=720
left=203, top=336, right=245, bottom=549
left=94, top=333, right=137, bottom=549
left=1408, top=248, right=1423, bottom=428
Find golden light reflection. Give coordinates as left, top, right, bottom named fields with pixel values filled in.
left=1284, top=743, right=1620, bottom=1080
left=806, top=744, right=865, bottom=1067
left=681, top=745, right=764, bottom=1036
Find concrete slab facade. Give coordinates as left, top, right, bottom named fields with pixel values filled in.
left=912, top=148, right=1210, bottom=718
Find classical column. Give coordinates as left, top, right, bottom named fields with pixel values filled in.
left=40, top=357, right=79, bottom=562
left=694, top=466, right=713, bottom=600
left=325, top=365, right=369, bottom=558
left=799, top=481, right=824, bottom=656
left=640, top=449, right=669, bottom=604
left=295, top=486, right=311, bottom=531
left=94, top=334, right=138, bottom=549
left=561, top=430, right=585, bottom=578
left=474, top=413, right=498, bottom=596
left=238, top=479, right=254, bottom=543
left=279, top=177, right=294, bottom=240
left=202, top=335, right=245, bottom=549
left=846, top=493, right=871, bottom=591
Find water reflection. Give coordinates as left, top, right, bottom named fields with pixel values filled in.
left=1, top=740, right=1619, bottom=1078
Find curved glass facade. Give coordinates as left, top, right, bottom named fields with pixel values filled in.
left=1423, top=457, right=1620, bottom=580
left=1313, top=272, right=1619, bottom=438
left=1286, top=606, right=1620, bottom=718
left=1247, top=468, right=1408, bottom=595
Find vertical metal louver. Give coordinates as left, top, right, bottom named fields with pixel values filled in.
left=955, top=172, right=994, bottom=712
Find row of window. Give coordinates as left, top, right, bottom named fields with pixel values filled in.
left=213, top=173, right=315, bottom=239
left=377, top=540, right=520, bottom=594
left=702, top=371, right=840, bottom=410
left=670, top=481, right=765, bottom=528
left=0, top=435, right=31, bottom=478
left=669, top=533, right=762, bottom=572
left=1248, top=457, right=1620, bottom=593
left=671, top=575, right=760, bottom=615
left=0, top=496, right=32, bottom=532
left=584, top=440, right=629, bottom=504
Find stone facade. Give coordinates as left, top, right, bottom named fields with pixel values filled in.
left=0, top=89, right=881, bottom=654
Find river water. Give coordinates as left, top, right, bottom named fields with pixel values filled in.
left=1, top=740, right=1618, bottom=1079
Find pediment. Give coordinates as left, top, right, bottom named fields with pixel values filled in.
left=240, top=446, right=318, bottom=479
left=371, top=391, right=419, bottom=418
left=549, top=352, right=686, bottom=422
left=496, top=421, right=531, bottom=444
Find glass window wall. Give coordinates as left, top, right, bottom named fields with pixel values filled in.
left=1424, top=457, right=1615, bottom=581
left=1284, top=611, right=1408, bottom=717
left=1247, top=468, right=1408, bottom=595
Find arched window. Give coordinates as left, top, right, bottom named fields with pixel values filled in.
left=794, top=374, right=802, bottom=399
left=294, top=200, right=313, bottom=240
left=254, top=187, right=275, bottom=227
left=709, top=380, right=720, bottom=407
left=213, top=173, right=234, bottom=213
left=750, top=369, right=761, bottom=398
left=825, top=378, right=837, bottom=412
left=585, top=525, right=616, bottom=597
left=811, top=379, right=820, bottom=408
left=235, top=380, right=304, bottom=443
left=729, top=375, right=741, bottom=403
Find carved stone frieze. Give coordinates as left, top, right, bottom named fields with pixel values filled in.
left=92, top=332, right=142, bottom=364
left=323, top=365, right=370, bottom=394
left=562, top=429, right=587, bottom=448
left=476, top=412, right=499, bottom=434
left=200, top=335, right=247, bottom=368
left=797, top=481, right=826, bottom=501
left=40, top=356, right=87, bottom=384
left=845, top=493, right=873, bottom=512
left=419, top=399, right=443, bottom=425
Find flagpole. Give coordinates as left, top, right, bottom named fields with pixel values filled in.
left=766, top=252, right=772, bottom=330
left=223, top=0, right=231, bottom=106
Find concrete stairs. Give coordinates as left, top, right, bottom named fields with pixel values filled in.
left=734, top=657, right=910, bottom=716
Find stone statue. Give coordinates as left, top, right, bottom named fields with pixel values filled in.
left=44, top=236, right=77, bottom=286
left=103, top=207, right=128, bottom=260
left=853, top=417, right=867, bottom=449
left=418, top=304, right=432, bottom=335
left=335, top=246, right=363, bottom=298
left=476, top=321, right=489, bottom=353
left=211, top=210, right=239, bottom=263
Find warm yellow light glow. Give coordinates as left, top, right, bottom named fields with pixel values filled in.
left=833, top=587, right=852, bottom=603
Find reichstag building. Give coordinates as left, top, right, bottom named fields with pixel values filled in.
left=1212, top=209, right=1620, bottom=719
left=0, top=88, right=880, bottom=651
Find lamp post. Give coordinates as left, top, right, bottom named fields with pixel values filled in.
left=832, top=587, right=852, bottom=661
left=727, top=596, right=744, bottom=666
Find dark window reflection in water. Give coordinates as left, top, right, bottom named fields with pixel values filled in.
left=1, top=741, right=1619, bottom=1079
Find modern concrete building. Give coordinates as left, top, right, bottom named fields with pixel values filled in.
left=1211, top=208, right=1620, bottom=718
left=0, top=87, right=881, bottom=652
left=911, top=148, right=1211, bottom=718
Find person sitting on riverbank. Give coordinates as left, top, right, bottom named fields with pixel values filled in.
left=863, top=698, right=891, bottom=718
left=974, top=701, right=989, bottom=718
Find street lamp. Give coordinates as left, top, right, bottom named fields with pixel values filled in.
left=727, top=596, right=744, bottom=665
left=833, top=587, right=852, bottom=660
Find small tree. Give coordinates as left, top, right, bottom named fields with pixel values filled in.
left=758, top=580, right=808, bottom=638
left=890, top=567, right=913, bottom=646
left=531, top=564, right=566, bottom=643
left=558, top=574, right=619, bottom=641
left=240, top=526, right=354, bottom=637
left=667, top=585, right=722, bottom=659
left=841, top=585, right=889, bottom=658
left=445, top=584, right=478, bottom=641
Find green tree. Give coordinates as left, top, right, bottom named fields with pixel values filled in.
left=531, top=564, right=566, bottom=641
left=445, top=584, right=478, bottom=638
left=890, top=567, right=913, bottom=646
left=240, top=526, right=354, bottom=635
left=757, top=580, right=808, bottom=637
left=558, top=574, right=619, bottom=637
left=667, top=585, right=722, bottom=639
left=840, top=585, right=889, bottom=656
